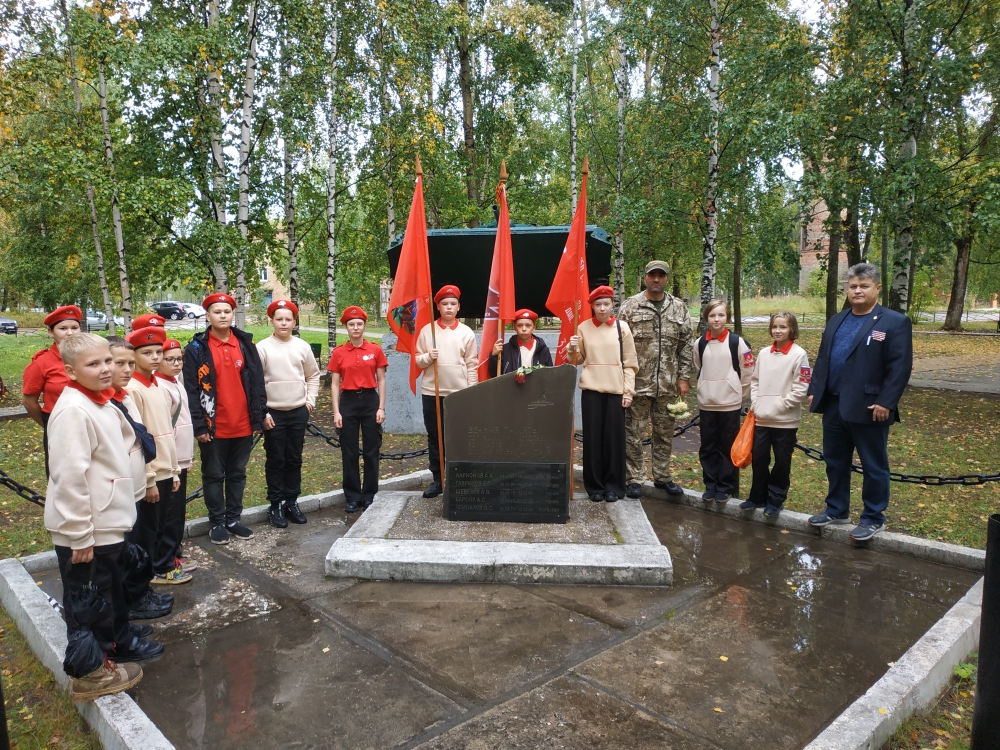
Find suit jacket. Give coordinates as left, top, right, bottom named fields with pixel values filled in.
left=807, top=304, right=913, bottom=423
left=487, top=334, right=553, bottom=377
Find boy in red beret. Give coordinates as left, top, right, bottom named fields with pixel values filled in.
left=23, top=305, right=83, bottom=474
left=257, top=300, right=320, bottom=527
left=414, top=286, right=478, bottom=498
left=182, top=293, right=267, bottom=545
left=328, top=306, right=387, bottom=513
left=124, top=325, right=187, bottom=586
left=487, top=308, right=553, bottom=377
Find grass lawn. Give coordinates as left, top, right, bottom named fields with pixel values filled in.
left=881, top=658, right=977, bottom=749
left=0, top=608, right=101, bottom=749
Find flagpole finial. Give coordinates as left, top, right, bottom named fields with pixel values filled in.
left=415, top=154, right=423, bottom=177
left=499, top=160, right=508, bottom=183
left=582, top=155, right=589, bottom=175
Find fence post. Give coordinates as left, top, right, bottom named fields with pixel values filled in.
left=972, top=513, right=1000, bottom=748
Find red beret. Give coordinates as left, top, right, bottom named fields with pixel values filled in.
left=267, top=299, right=299, bottom=318
left=163, top=339, right=182, bottom=352
left=126, top=326, right=167, bottom=349
left=131, top=314, right=165, bottom=330
left=44, top=306, right=83, bottom=327
left=202, top=292, right=237, bottom=311
left=513, top=309, right=538, bottom=322
left=434, top=285, right=461, bottom=304
left=340, top=306, right=368, bottom=324
left=588, top=285, right=615, bottom=304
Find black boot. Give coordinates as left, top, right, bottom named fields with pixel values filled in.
left=268, top=504, right=288, bottom=528
left=283, top=501, right=307, bottom=524
left=422, top=481, right=442, bottom=499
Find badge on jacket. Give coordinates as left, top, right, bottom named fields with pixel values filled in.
left=799, top=366, right=812, bottom=383
left=743, top=351, right=754, bottom=368
left=871, top=330, right=886, bottom=341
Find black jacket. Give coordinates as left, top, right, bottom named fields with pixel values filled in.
left=807, top=304, right=913, bottom=423
left=182, top=327, right=267, bottom=438
left=487, top=334, right=553, bottom=377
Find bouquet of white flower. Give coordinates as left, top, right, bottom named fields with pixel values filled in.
left=667, top=398, right=691, bottom=422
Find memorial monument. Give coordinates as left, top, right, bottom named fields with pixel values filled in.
left=443, top=365, right=576, bottom=523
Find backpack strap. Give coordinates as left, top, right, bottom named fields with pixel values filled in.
left=697, top=332, right=742, bottom=376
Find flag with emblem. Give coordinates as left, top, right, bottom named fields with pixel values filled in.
left=871, top=330, right=886, bottom=341
left=477, top=167, right=517, bottom=380
left=387, top=160, right=433, bottom=394
left=545, top=159, right=591, bottom=365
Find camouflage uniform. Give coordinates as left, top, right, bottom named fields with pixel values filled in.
left=619, top=291, right=695, bottom=485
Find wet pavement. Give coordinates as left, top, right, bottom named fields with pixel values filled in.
left=35, top=499, right=980, bottom=749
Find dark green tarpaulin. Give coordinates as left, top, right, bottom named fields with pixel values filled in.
left=387, top=225, right=612, bottom=319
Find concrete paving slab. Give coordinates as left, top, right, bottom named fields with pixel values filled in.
left=416, top=674, right=716, bottom=750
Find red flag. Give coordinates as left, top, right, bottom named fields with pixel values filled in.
left=387, top=171, right=433, bottom=394
left=545, top=169, right=590, bottom=365
left=477, top=180, right=516, bottom=380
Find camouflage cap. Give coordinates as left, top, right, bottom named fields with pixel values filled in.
left=644, top=260, right=670, bottom=275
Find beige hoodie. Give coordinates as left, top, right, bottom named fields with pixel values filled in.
left=693, top=331, right=753, bottom=412
left=256, top=335, right=321, bottom=411
left=750, top=342, right=811, bottom=428
left=159, top=375, right=194, bottom=470
left=44, top=387, right=138, bottom=549
left=125, top=372, right=180, bottom=487
left=415, top=321, right=479, bottom=396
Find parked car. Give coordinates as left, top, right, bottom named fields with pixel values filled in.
left=150, top=301, right=188, bottom=321
left=0, top=316, right=18, bottom=335
left=179, top=302, right=206, bottom=318
left=85, top=310, right=109, bottom=331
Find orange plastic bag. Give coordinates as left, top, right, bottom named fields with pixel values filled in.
left=730, top=410, right=756, bottom=469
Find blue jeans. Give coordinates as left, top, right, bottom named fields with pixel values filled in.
left=821, top=402, right=891, bottom=525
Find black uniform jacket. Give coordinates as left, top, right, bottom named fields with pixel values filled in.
left=486, top=334, right=554, bottom=377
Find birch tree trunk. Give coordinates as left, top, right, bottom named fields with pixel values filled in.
left=890, top=0, right=920, bottom=313
left=326, top=3, right=340, bottom=351
left=881, top=232, right=889, bottom=307
left=733, top=210, right=742, bottom=337
left=457, top=0, right=479, bottom=224
left=569, top=4, right=578, bottom=219
left=825, top=209, right=842, bottom=321
left=702, top=0, right=722, bottom=309
left=281, top=36, right=298, bottom=308
left=207, top=0, right=228, bottom=292
left=379, top=24, right=396, bottom=241
left=613, top=38, right=627, bottom=306
left=235, top=1, right=259, bottom=329
left=97, top=63, right=132, bottom=330
left=59, top=0, right=115, bottom=333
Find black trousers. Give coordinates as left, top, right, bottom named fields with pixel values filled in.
left=581, top=390, right=627, bottom=497
left=422, top=394, right=446, bottom=484
left=56, top=542, right=129, bottom=676
left=134, top=478, right=173, bottom=576
left=748, top=425, right=798, bottom=506
left=699, top=409, right=741, bottom=495
left=339, top=389, right=382, bottom=505
left=154, top=468, right=186, bottom=572
left=200, top=435, right=254, bottom=526
left=264, top=405, right=309, bottom=506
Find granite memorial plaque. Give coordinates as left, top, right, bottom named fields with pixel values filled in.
left=443, top=364, right=576, bottom=523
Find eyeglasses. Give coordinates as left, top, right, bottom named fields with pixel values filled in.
left=162, top=357, right=183, bottom=365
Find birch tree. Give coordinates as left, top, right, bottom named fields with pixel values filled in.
left=234, top=1, right=260, bottom=329
left=326, top=1, right=340, bottom=351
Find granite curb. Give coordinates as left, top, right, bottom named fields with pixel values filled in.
left=802, top=578, right=983, bottom=749
left=642, top=482, right=986, bottom=572
left=0, top=558, right=173, bottom=750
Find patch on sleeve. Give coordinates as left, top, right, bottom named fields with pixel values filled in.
left=742, top=351, right=754, bottom=368
left=799, top=365, right=812, bottom=383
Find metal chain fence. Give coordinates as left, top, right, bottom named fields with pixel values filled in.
left=4, top=416, right=1000, bottom=508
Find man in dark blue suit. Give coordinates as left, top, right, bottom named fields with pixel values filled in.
left=806, top=262, right=913, bottom=541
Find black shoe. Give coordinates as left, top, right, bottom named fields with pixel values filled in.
left=654, top=481, right=684, bottom=497
left=739, top=500, right=764, bottom=511
left=128, top=623, right=153, bottom=639
left=109, top=636, right=164, bottom=662
left=423, top=481, right=442, bottom=498
left=283, top=502, right=307, bottom=524
left=763, top=503, right=783, bottom=518
left=129, top=590, right=172, bottom=620
left=701, top=490, right=715, bottom=501
left=150, top=591, right=173, bottom=608
left=268, top=505, right=288, bottom=528
left=604, top=491, right=618, bottom=503
left=345, top=500, right=361, bottom=513
left=226, top=521, right=253, bottom=540
left=209, top=524, right=229, bottom=545
left=625, top=483, right=642, bottom=499
left=589, top=493, right=604, bottom=502
left=362, top=498, right=374, bottom=509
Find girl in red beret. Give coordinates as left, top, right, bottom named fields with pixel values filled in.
left=23, top=305, right=84, bottom=474
left=327, top=306, right=388, bottom=513
left=567, top=287, right=638, bottom=502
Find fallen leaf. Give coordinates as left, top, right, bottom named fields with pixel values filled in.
left=780, top=530, right=790, bottom=535
left=878, top=707, right=887, bottom=715
left=713, top=707, right=723, bottom=713
left=655, top=660, right=664, bottom=665
left=414, top=510, right=419, bottom=514
left=887, top=662, right=895, bottom=667
left=719, top=656, right=728, bottom=662
left=765, top=547, right=772, bottom=551
left=313, top=619, right=320, bottom=623
left=361, top=538, right=368, bottom=543
left=790, top=587, right=798, bottom=591
left=322, top=647, right=330, bottom=653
